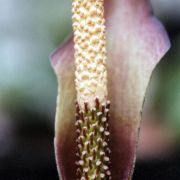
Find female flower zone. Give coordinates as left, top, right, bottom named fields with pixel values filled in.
left=50, top=0, right=170, bottom=179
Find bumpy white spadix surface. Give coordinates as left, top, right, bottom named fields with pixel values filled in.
left=72, top=0, right=108, bottom=109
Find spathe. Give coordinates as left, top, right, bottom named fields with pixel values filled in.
left=51, top=0, right=170, bottom=179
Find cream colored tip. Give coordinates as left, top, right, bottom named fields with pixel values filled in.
left=72, top=0, right=108, bottom=110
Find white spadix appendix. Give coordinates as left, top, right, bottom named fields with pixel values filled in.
left=50, top=0, right=170, bottom=179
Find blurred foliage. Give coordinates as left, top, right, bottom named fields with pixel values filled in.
left=150, top=36, right=180, bottom=135
left=0, top=0, right=72, bottom=119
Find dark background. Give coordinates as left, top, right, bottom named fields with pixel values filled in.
left=0, top=0, right=180, bottom=179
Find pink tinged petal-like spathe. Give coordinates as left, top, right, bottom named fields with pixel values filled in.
left=51, top=37, right=76, bottom=179
left=105, top=0, right=170, bottom=179
left=50, top=0, right=170, bottom=180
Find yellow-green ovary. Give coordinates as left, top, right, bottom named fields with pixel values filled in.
left=75, top=99, right=111, bottom=179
